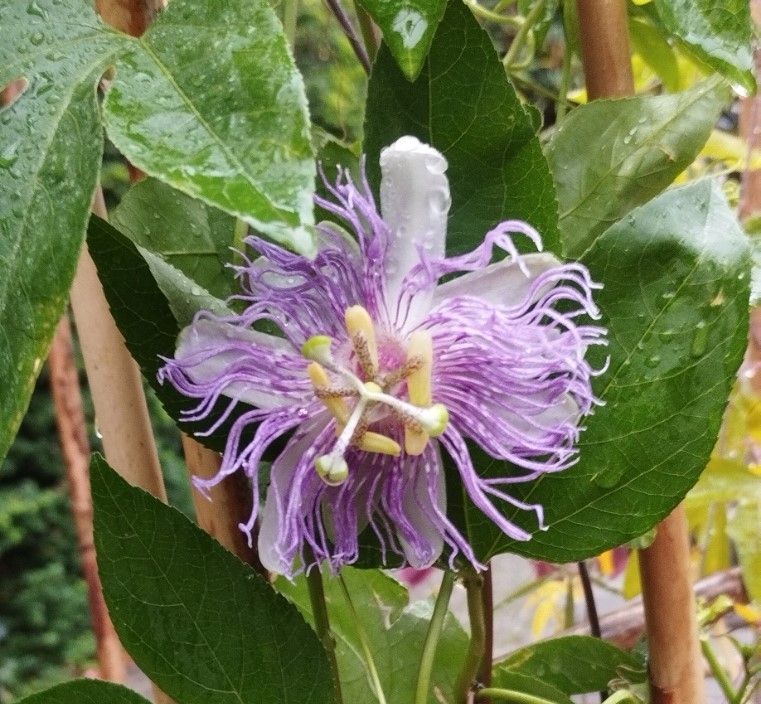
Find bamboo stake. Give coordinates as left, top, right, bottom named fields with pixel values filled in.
left=575, top=3, right=705, bottom=702
left=638, top=506, right=704, bottom=704
left=576, top=0, right=634, bottom=100
left=49, top=317, right=126, bottom=682
left=180, top=434, right=266, bottom=574
left=76, top=4, right=170, bottom=702
left=70, top=192, right=168, bottom=503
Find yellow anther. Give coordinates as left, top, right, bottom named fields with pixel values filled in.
left=405, top=428, right=428, bottom=456
left=364, top=381, right=383, bottom=394
left=406, top=330, right=433, bottom=405
left=405, top=330, right=433, bottom=455
left=357, top=431, right=401, bottom=456
left=345, top=305, right=378, bottom=377
left=307, top=362, right=349, bottom=424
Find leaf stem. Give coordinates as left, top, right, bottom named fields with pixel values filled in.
left=282, top=0, right=298, bottom=46
left=700, top=636, right=737, bottom=703
left=475, top=688, right=556, bottom=703
left=306, top=565, right=345, bottom=704
left=464, top=0, right=523, bottom=27
left=323, top=0, right=371, bottom=74
left=600, top=692, right=642, bottom=704
left=414, top=570, right=456, bottom=704
left=478, top=565, right=494, bottom=698
left=337, top=574, right=388, bottom=704
left=503, top=0, right=545, bottom=69
left=556, top=38, right=572, bottom=124
left=578, top=561, right=607, bottom=702
left=456, top=568, right=486, bottom=704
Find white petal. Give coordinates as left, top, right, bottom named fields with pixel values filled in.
left=397, top=451, right=445, bottom=568
left=432, top=252, right=562, bottom=308
left=496, top=393, right=580, bottom=442
left=176, top=318, right=293, bottom=410
left=258, top=418, right=325, bottom=575
left=380, top=136, right=450, bottom=321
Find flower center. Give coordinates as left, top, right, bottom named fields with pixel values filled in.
left=301, top=305, right=449, bottom=485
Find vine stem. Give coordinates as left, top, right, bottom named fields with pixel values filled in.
left=578, top=561, right=607, bottom=702
left=475, top=689, right=556, bottom=704
left=323, top=0, right=371, bottom=74
left=415, top=570, right=456, bottom=704
left=337, top=575, right=388, bottom=704
left=282, top=0, right=298, bottom=46
left=456, top=568, right=487, bottom=704
left=502, top=0, right=545, bottom=69
left=306, top=565, right=345, bottom=704
left=700, top=637, right=736, bottom=703
left=478, top=565, right=494, bottom=697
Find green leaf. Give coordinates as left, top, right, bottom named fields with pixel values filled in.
left=0, top=0, right=122, bottom=463
left=103, top=0, right=316, bottom=254
left=364, top=0, right=560, bottom=256
left=456, top=180, right=750, bottom=562
left=546, top=78, right=729, bottom=258
left=111, top=177, right=238, bottom=300
left=277, top=567, right=467, bottom=704
left=498, top=636, right=646, bottom=695
left=87, top=215, right=240, bottom=449
left=91, top=454, right=335, bottom=704
left=652, top=0, right=755, bottom=95
left=489, top=670, right=573, bottom=704
left=17, top=680, right=151, bottom=704
left=356, top=0, right=447, bottom=81
left=629, top=17, right=679, bottom=92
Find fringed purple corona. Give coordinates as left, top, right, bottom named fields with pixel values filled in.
left=159, top=136, right=605, bottom=576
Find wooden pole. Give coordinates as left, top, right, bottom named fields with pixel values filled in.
left=638, top=506, right=704, bottom=704
left=48, top=317, right=126, bottom=683
left=181, top=434, right=266, bottom=573
left=77, top=3, right=170, bottom=702
left=576, top=0, right=634, bottom=100
left=575, top=3, right=705, bottom=702
left=70, top=191, right=168, bottom=503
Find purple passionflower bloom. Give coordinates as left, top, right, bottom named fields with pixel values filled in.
left=159, top=136, right=605, bottom=576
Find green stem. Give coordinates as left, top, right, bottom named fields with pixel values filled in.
left=337, top=574, right=388, bottom=704
left=307, top=566, right=344, bottom=704
left=456, top=568, right=487, bottom=704
left=464, top=0, right=523, bottom=27
left=503, top=0, right=545, bottom=68
left=282, top=0, right=298, bottom=46
left=600, top=692, right=641, bottom=704
left=733, top=671, right=753, bottom=704
left=556, top=38, right=572, bottom=123
left=701, top=636, right=737, bottom=703
left=494, top=576, right=549, bottom=609
left=475, top=689, right=556, bottom=704
left=414, top=570, right=456, bottom=704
